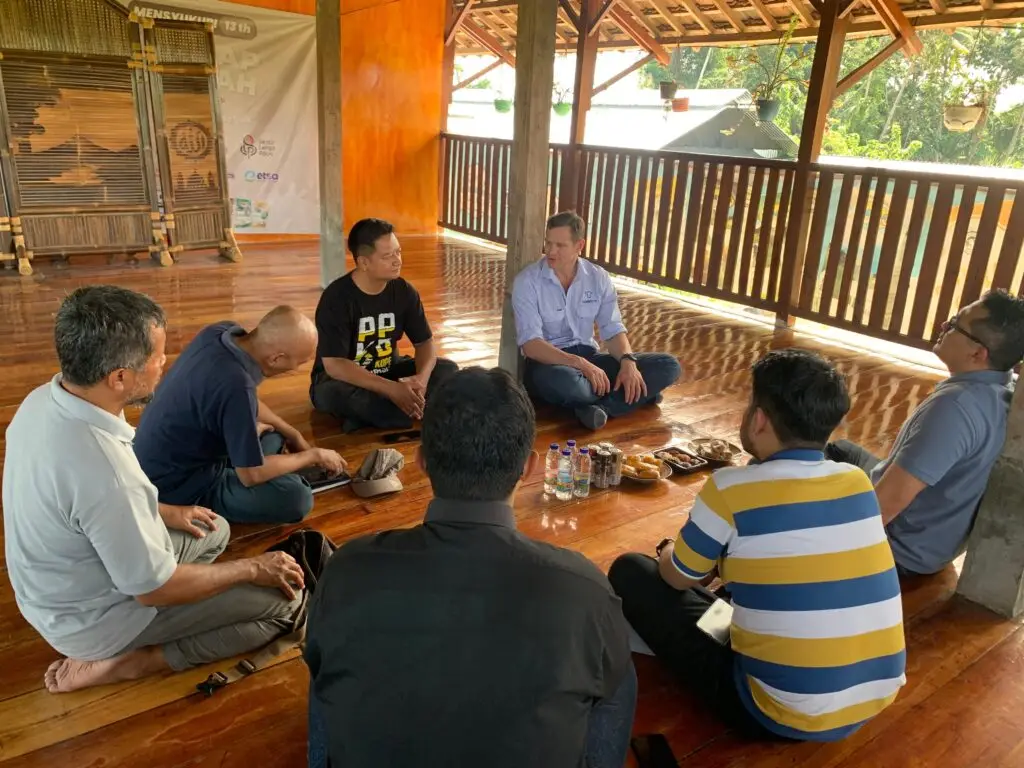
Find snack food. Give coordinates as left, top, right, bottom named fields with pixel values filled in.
left=655, top=446, right=708, bottom=473
left=621, top=453, right=668, bottom=481
left=694, top=439, right=734, bottom=462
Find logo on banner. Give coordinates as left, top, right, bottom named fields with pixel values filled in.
left=244, top=170, right=279, bottom=182
left=169, top=121, right=212, bottom=160
left=127, top=2, right=258, bottom=40
left=239, top=135, right=276, bottom=160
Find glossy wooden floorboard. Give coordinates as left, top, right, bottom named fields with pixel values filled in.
left=0, top=238, right=1018, bottom=767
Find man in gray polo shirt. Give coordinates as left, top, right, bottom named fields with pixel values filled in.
left=3, top=286, right=306, bottom=693
left=828, top=290, right=1024, bottom=575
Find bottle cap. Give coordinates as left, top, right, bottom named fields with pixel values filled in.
left=550, top=443, right=559, bottom=450
left=562, top=450, right=571, bottom=456
left=580, top=447, right=589, bottom=454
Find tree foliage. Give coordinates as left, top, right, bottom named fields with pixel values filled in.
left=638, top=26, right=1024, bottom=166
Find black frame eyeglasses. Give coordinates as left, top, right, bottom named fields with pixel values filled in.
left=943, top=315, right=989, bottom=351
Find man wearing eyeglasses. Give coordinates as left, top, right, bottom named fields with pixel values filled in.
left=827, top=289, right=1024, bottom=576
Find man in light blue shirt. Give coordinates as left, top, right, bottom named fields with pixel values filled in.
left=511, top=211, right=681, bottom=430
left=827, top=290, right=1024, bottom=575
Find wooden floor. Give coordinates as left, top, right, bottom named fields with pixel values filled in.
left=0, top=237, right=1019, bottom=767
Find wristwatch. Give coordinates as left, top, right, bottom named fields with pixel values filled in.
left=621, top=353, right=638, bottom=364
left=656, top=538, right=673, bottom=557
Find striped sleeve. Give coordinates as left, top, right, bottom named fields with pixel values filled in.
left=672, top=477, right=735, bottom=580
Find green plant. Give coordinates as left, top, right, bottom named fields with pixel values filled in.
left=553, top=85, right=572, bottom=105
left=729, top=20, right=813, bottom=101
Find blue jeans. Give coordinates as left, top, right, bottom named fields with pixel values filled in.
left=197, top=431, right=313, bottom=525
left=525, top=345, right=681, bottom=418
left=307, top=662, right=638, bottom=768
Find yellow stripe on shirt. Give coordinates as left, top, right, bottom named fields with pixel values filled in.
left=722, top=539, right=896, bottom=585
left=748, top=676, right=901, bottom=733
left=694, top=478, right=735, bottom=528
left=721, top=468, right=873, bottom=513
left=730, top=623, right=906, bottom=668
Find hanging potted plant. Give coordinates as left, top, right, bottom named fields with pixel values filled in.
left=493, top=91, right=512, bottom=113
left=660, top=80, right=678, bottom=100
left=730, top=20, right=812, bottom=124
left=552, top=85, right=572, bottom=117
left=942, top=28, right=991, bottom=134
left=944, top=81, right=988, bottom=133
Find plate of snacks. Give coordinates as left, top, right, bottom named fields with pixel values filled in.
left=689, top=438, right=740, bottom=468
left=621, top=453, right=672, bottom=484
left=654, top=446, right=709, bottom=475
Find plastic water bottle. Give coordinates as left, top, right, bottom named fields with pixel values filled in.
left=544, top=443, right=560, bottom=495
left=555, top=449, right=574, bottom=501
left=566, top=439, right=578, bottom=472
left=574, top=447, right=592, bottom=498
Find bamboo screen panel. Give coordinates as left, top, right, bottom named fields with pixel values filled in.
left=159, top=74, right=223, bottom=208
left=153, top=26, right=215, bottom=66
left=0, top=0, right=131, bottom=58
left=0, top=59, right=149, bottom=209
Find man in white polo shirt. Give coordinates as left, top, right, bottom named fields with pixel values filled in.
left=512, top=211, right=681, bottom=430
left=3, top=286, right=306, bottom=693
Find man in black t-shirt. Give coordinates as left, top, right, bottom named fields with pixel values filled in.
left=310, top=218, right=458, bottom=432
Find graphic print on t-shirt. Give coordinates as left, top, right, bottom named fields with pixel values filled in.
left=356, top=312, right=397, bottom=374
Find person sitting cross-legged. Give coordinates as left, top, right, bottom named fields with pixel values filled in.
left=826, top=289, right=1024, bottom=576
left=610, top=350, right=906, bottom=742
left=512, top=210, right=681, bottom=431
left=310, top=217, right=458, bottom=433
left=3, top=286, right=306, bottom=694
left=134, top=306, right=346, bottom=525
left=305, top=367, right=636, bottom=768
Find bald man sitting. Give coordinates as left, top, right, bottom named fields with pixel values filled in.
left=134, top=307, right=346, bottom=524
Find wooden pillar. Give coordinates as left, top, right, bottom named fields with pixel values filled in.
left=958, top=385, right=1024, bottom=618
left=316, top=0, right=346, bottom=288
left=560, top=0, right=599, bottom=210
left=498, top=0, right=558, bottom=375
left=776, top=1, right=848, bottom=326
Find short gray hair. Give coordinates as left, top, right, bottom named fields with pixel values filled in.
left=55, top=286, right=166, bottom=387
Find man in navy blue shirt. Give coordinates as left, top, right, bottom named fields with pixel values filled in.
left=135, top=307, right=346, bottom=524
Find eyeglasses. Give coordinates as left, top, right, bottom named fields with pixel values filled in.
left=943, top=315, right=989, bottom=351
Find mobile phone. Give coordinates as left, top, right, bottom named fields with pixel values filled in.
left=631, top=734, right=679, bottom=768
left=695, top=598, right=734, bottom=646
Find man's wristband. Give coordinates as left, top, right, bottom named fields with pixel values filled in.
left=656, top=538, right=673, bottom=557
left=621, top=353, right=638, bottom=364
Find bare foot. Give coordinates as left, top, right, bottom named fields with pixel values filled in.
left=44, top=648, right=167, bottom=693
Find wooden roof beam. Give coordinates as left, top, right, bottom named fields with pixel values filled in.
left=866, top=0, right=923, bottom=54
left=711, top=0, right=747, bottom=31
left=475, top=10, right=516, bottom=47
left=589, top=0, right=619, bottom=35
left=647, top=0, right=689, bottom=36
left=928, top=0, right=947, bottom=12
left=622, top=0, right=665, bottom=37
left=592, top=52, right=655, bottom=96
left=608, top=4, right=672, bottom=64
left=559, top=0, right=581, bottom=31
left=445, top=0, right=476, bottom=46
left=835, top=35, right=907, bottom=98
left=748, top=0, right=779, bottom=30
left=786, top=0, right=817, bottom=27
left=679, top=0, right=716, bottom=33
left=462, top=18, right=516, bottom=66
left=981, top=0, right=995, bottom=8
left=453, top=58, right=503, bottom=90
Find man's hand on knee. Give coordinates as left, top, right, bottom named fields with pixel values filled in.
left=159, top=503, right=219, bottom=538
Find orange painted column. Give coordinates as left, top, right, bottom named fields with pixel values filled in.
left=225, top=0, right=446, bottom=235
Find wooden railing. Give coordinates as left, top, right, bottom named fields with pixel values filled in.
left=440, top=133, right=1024, bottom=350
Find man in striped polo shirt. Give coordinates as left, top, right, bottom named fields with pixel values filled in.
left=610, top=349, right=906, bottom=741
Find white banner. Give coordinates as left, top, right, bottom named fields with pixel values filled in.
left=124, top=0, right=320, bottom=234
